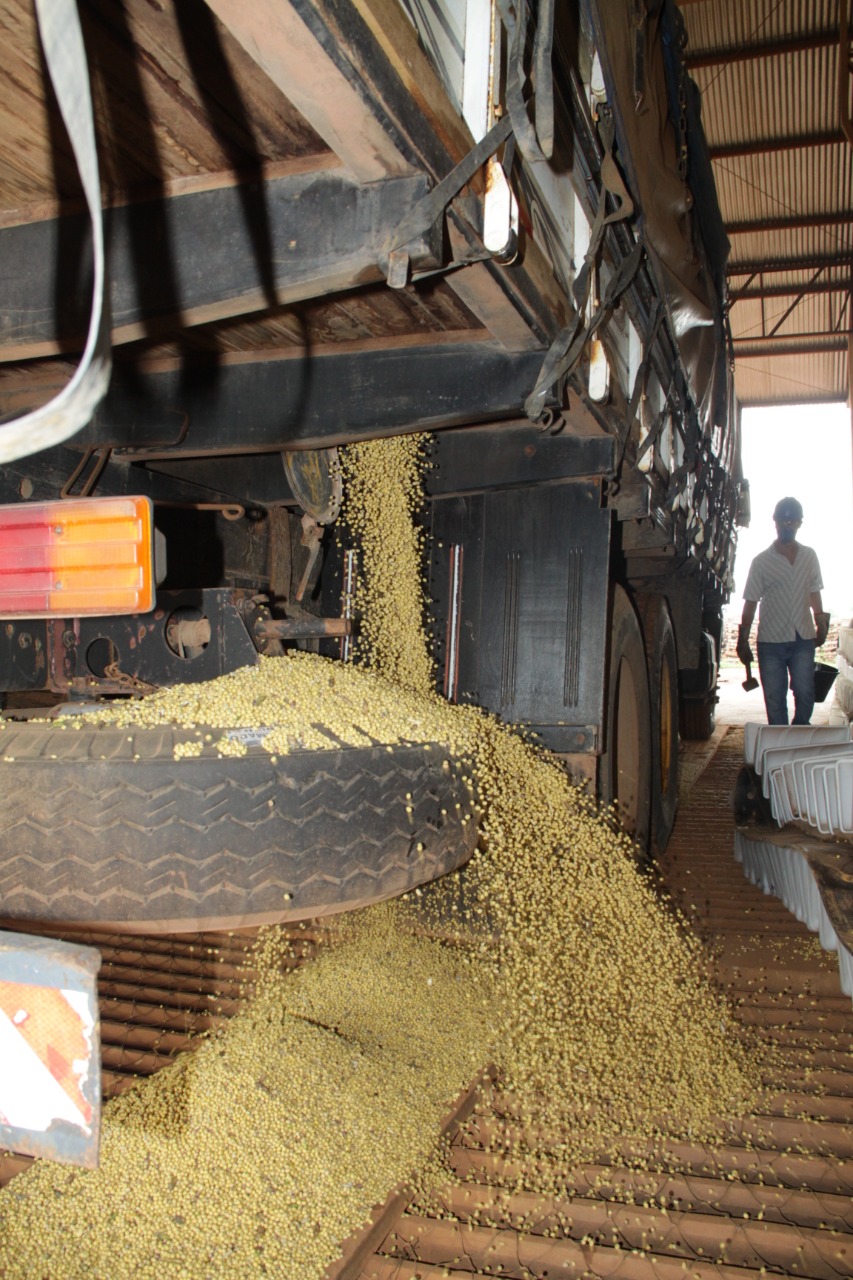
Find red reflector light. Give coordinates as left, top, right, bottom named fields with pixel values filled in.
left=0, top=497, right=155, bottom=617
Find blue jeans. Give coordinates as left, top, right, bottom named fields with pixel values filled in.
left=757, top=635, right=816, bottom=725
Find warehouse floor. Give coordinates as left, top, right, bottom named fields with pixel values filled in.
left=354, top=725, right=853, bottom=1278
left=3, top=723, right=852, bottom=1280
left=715, top=666, right=833, bottom=728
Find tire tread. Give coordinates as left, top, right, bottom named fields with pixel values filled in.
left=0, top=725, right=476, bottom=930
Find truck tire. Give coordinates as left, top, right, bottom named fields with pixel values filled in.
left=679, top=696, right=716, bottom=741
left=678, top=629, right=718, bottom=741
left=600, top=586, right=652, bottom=851
left=0, top=723, right=477, bottom=933
left=637, top=596, right=679, bottom=856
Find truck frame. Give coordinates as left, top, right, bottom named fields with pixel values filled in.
left=0, top=0, right=743, bottom=929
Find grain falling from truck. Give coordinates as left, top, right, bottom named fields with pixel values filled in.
left=340, top=434, right=434, bottom=696
left=338, top=431, right=759, bottom=1145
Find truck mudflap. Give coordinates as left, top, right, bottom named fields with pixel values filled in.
left=430, top=481, right=611, bottom=753
left=0, top=931, right=101, bottom=1169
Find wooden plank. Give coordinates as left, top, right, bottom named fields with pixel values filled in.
left=341, top=0, right=473, bottom=173
left=427, top=421, right=614, bottom=496
left=446, top=262, right=548, bottom=352
left=121, top=328, right=496, bottom=376
left=204, top=0, right=413, bottom=182
left=0, top=1151, right=34, bottom=1189
left=100, top=0, right=327, bottom=168
left=0, top=0, right=331, bottom=209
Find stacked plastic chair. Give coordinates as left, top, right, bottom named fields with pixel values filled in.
left=735, top=718, right=853, bottom=999
left=830, top=625, right=853, bottom=724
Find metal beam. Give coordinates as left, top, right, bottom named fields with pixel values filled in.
left=840, top=0, right=853, bottom=149
left=0, top=444, right=234, bottom=510
left=731, top=278, right=853, bottom=302
left=729, top=254, right=852, bottom=276
left=727, top=211, right=852, bottom=235
left=137, top=456, right=296, bottom=507
left=739, top=393, right=848, bottom=407
left=685, top=32, right=837, bottom=69
left=0, top=164, right=435, bottom=362
left=733, top=337, right=849, bottom=357
left=764, top=270, right=824, bottom=337
left=72, top=334, right=550, bottom=456
left=426, top=422, right=615, bottom=495
left=709, top=130, right=845, bottom=160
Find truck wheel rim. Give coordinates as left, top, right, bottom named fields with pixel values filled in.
left=660, top=652, right=674, bottom=783
left=614, top=655, right=641, bottom=830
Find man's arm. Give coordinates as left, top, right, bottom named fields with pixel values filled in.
left=811, top=591, right=830, bottom=645
left=737, top=599, right=757, bottom=664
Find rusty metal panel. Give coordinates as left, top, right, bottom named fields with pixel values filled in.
left=0, top=930, right=101, bottom=1169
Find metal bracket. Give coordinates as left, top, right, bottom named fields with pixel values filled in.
left=382, top=114, right=514, bottom=288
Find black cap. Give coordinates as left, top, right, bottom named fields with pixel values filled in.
left=773, top=496, right=803, bottom=522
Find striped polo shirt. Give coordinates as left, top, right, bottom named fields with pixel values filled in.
left=743, top=542, right=823, bottom=642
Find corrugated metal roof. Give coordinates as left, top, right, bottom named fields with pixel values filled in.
left=680, top=0, right=852, bottom=408
left=734, top=352, right=847, bottom=406
left=684, top=0, right=838, bottom=48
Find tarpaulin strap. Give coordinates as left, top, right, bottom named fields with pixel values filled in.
left=676, top=399, right=696, bottom=465
left=633, top=0, right=650, bottom=110
left=498, top=0, right=559, bottom=162
left=385, top=113, right=513, bottom=286
left=694, top=447, right=715, bottom=506
left=572, top=121, right=635, bottom=311
left=724, top=305, right=737, bottom=373
left=499, top=0, right=547, bottom=166
left=0, top=0, right=110, bottom=464
left=533, top=0, right=556, bottom=159
left=635, top=404, right=668, bottom=466
left=523, top=120, right=637, bottom=422
left=525, top=240, right=643, bottom=422
left=628, top=303, right=665, bottom=426
left=615, top=301, right=665, bottom=470
left=662, top=371, right=690, bottom=455
left=635, top=368, right=676, bottom=464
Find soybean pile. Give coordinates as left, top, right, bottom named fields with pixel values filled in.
left=0, top=435, right=761, bottom=1277
left=0, top=917, right=495, bottom=1280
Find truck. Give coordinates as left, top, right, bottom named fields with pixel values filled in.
left=0, top=0, right=742, bottom=935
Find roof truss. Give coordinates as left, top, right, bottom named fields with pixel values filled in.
left=680, top=0, right=852, bottom=406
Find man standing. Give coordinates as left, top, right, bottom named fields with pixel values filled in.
left=737, top=497, right=830, bottom=725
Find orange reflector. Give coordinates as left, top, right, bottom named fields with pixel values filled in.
left=0, top=496, right=155, bottom=618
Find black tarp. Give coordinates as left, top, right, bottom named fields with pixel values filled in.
left=587, top=0, right=730, bottom=437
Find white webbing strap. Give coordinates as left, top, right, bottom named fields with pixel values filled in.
left=0, top=0, right=110, bottom=464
